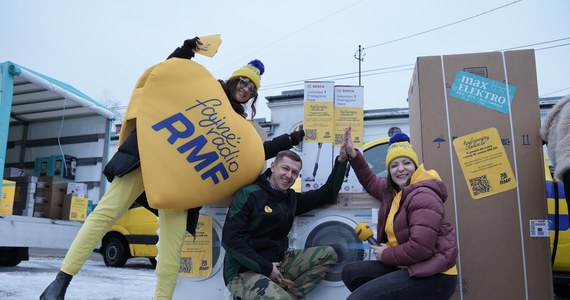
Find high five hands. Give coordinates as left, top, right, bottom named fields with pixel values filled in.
left=340, top=126, right=357, bottom=162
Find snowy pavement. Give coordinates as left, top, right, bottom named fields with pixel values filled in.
left=2, top=249, right=568, bottom=299
left=0, top=250, right=156, bottom=299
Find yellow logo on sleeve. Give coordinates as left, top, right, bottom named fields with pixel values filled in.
left=264, top=205, right=273, bottom=213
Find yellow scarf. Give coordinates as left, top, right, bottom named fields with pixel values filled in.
left=384, top=164, right=458, bottom=275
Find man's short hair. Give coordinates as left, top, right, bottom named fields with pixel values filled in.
left=274, top=150, right=302, bottom=168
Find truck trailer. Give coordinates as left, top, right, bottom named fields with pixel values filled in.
left=0, top=61, right=114, bottom=266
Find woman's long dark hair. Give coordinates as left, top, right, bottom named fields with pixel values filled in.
left=219, top=77, right=258, bottom=118
left=385, top=172, right=401, bottom=196
left=384, top=161, right=418, bottom=196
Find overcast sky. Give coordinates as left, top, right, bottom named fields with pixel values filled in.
left=1, top=0, right=568, bottom=120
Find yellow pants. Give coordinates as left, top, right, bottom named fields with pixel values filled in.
left=60, top=167, right=188, bottom=300
left=155, top=209, right=187, bottom=300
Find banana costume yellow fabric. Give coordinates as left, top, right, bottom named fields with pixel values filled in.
left=121, top=58, right=265, bottom=209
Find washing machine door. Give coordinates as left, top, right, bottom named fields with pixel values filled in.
left=303, top=215, right=368, bottom=286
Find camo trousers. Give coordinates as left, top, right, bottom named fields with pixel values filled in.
left=227, top=246, right=338, bottom=300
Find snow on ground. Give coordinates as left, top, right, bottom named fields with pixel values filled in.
left=0, top=255, right=155, bottom=299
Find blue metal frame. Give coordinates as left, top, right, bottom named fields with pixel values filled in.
left=0, top=62, right=20, bottom=187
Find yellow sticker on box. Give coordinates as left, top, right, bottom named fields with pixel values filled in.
left=69, top=196, right=88, bottom=221
left=452, top=127, right=517, bottom=199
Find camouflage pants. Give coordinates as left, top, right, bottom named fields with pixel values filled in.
left=227, top=246, right=338, bottom=300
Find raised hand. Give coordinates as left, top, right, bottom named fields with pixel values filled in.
left=343, top=126, right=357, bottom=159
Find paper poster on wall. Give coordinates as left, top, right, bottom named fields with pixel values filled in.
left=452, top=127, right=516, bottom=199
left=179, top=215, right=213, bottom=277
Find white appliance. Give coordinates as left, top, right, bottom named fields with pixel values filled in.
left=172, top=206, right=232, bottom=300
left=289, top=208, right=375, bottom=300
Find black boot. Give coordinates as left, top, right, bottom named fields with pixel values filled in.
left=40, top=271, right=72, bottom=300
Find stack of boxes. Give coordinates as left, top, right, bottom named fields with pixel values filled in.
left=0, top=179, right=16, bottom=215
left=63, top=182, right=89, bottom=221
left=3, top=168, right=37, bottom=216
left=34, top=154, right=77, bottom=180
left=33, top=177, right=88, bottom=221
left=31, top=153, right=87, bottom=221
left=33, top=177, right=72, bottom=218
left=0, top=153, right=87, bottom=221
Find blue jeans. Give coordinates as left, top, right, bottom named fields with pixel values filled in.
left=342, top=260, right=457, bottom=300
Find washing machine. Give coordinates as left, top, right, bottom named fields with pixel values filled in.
left=172, top=206, right=232, bottom=300
left=289, top=207, right=376, bottom=300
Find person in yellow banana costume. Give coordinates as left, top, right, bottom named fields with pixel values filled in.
left=40, top=37, right=305, bottom=300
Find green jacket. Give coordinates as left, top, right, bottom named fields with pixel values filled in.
left=221, top=158, right=347, bottom=285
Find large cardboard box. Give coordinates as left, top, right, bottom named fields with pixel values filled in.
left=408, top=50, right=552, bottom=299
left=1, top=179, right=16, bottom=215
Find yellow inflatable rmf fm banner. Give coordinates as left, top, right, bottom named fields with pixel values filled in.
left=122, top=58, right=265, bottom=209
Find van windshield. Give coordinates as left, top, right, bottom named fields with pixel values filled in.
left=363, top=142, right=389, bottom=177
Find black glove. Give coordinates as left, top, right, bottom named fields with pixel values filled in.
left=167, top=37, right=200, bottom=60
left=182, top=37, right=200, bottom=51
left=289, top=129, right=305, bottom=146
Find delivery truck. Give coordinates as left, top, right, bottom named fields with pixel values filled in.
left=0, top=61, right=114, bottom=266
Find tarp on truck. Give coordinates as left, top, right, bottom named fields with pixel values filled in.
left=0, top=61, right=115, bottom=203
left=1, top=61, right=114, bottom=123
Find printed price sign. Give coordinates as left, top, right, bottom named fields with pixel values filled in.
left=452, top=127, right=516, bottom=199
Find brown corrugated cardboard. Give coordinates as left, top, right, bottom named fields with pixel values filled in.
left=408, top=50, right=552, bottom=299
left=34, top=176, right=71, bottom=219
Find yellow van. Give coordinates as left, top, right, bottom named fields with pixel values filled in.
left=100, top=202, right=158, bottom=267
left=545, top=156, right=570, bottom=296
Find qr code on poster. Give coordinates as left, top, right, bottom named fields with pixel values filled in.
left=334, top=134, right=343, bottom=144
left=305, top=129, right=317, bottom=141
left=179, top=257, right=193, bottom=273
left=469, top=175, right=490, bottom=196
